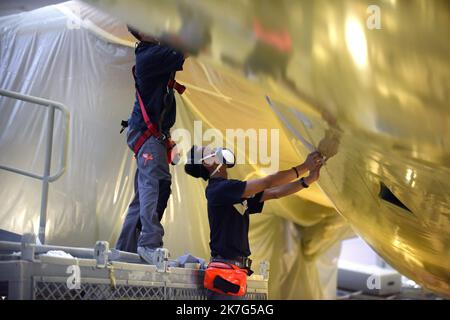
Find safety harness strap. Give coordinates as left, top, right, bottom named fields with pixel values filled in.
left=132, top=128, right=154, bottom=155
left=132, top=66, right=159, bottom=136
left=129, top=66, right=185, bottom=157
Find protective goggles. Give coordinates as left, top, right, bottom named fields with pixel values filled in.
left=200, top=148, right=236, bottom=176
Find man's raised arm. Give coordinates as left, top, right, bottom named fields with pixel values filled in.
left=241, top=151, right=323, bottom=198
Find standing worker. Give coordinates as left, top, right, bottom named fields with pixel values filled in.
left=116, top=25, right=188, bottom=264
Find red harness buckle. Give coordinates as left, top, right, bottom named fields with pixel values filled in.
left=167, top=79, right=186, bottom=95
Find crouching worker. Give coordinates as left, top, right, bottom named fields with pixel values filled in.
left=184, top=146, right=324, bottom=300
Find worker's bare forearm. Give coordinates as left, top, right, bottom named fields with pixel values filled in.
left=242, top=166, right=304, bottom=198
left=265, top=163, right=307, bottom=188
left=261, top=162, right=323, bottom=202
left=261, top=180, right=304, bottom=202
left=263, top=151, right=323, bottom=188
left=242, top=152, right=323, bottom=199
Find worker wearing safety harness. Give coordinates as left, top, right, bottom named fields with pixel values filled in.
left=184, top=146, right=324, bottom=299
left=116, top=25, right=187, bottom=264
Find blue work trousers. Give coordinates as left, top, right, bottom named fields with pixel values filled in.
left=116, top=129, right=171, bottom=252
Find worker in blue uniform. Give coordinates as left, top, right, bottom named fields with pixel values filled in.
left=185, top=145, right=324, bottom=299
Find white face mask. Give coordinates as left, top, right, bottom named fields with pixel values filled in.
left=200, top=148, right=236, bottom=177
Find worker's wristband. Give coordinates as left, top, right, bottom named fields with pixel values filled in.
left=292, top=167, right=299, bottom=178
left=299, top=177, right=309, bottom=188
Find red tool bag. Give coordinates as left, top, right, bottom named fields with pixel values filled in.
left=204, top=262, right=248, bottom=296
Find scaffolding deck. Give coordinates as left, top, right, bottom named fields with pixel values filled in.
left=0, top=240, right=268, bottom=300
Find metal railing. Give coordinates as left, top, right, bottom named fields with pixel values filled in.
left=0, top=89, right=70, bottom=244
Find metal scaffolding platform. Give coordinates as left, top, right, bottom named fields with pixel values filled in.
left=0, top=238, right=269, bottom=300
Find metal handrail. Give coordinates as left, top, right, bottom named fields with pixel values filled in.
left=0, top=88, right=70, bottom=244
left=0, top=240, right=142, bottom=264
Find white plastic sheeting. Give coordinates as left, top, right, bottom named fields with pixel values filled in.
left=0, top=3, right=351, bottom=299
left=0, top=6, right=137, bottom=247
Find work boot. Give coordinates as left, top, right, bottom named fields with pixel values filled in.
left=137, top=246, right=157, bottom=265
